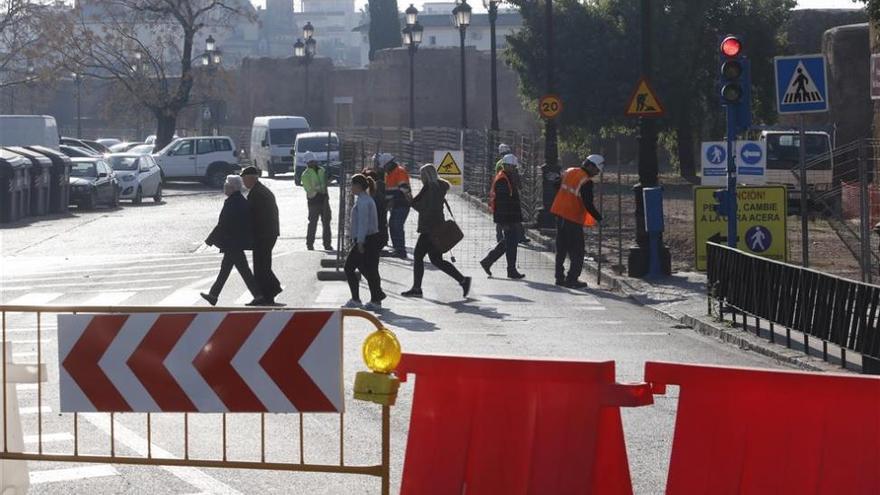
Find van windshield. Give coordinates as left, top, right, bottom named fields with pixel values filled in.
left=269, top=129, right=302, bottom=146
left=297, top=137, right=340, bottom=152
left=765, top=133, right=831, bottom=170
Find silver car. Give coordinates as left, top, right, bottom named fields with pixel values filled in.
left=106, top=153, right=163, bottom=204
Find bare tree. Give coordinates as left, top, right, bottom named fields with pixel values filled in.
left=0, top=0, right=54, bottom=89
left=58, top=0, right=253, bottom=149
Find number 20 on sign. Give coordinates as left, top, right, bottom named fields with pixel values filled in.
left=539, top=94, right=563, bottom=120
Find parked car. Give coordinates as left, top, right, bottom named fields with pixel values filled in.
left=153, top=136, right=240, bottom=188
left=144, top=134, right=178, bottom=146
left=107, top=153, right=162, bottom=204
left=82, top=139, right=111, bottom=154
left=127, top=144, right=155, bottom=155
left=250, top=116, right=310, bottom=177
left=69, top=157, right=119, bottom=209
left=293, top=131, right=340, bottom=185
left=60, top=145, right=100, bottom=158
left=96, top=138, right=122, bottom=148
left=109, top=141, right=144, bottom=153
left=0, top=116, right=59, bottom=150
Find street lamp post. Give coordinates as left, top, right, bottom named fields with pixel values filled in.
left=72, top=72, right=82, bottom=138
left=200, top=35, right=222, bottom=135
left=452, top=0, right=472, bottom=129
left=26, top=63, right=34, bottom=114
left=402, top=5, right=423, bottom=130
left=295, top=22, right=316, bottom=117
left=483, top=0, right=499, bottom=131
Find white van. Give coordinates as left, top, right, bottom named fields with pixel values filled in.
left=0, top=115, right=59, bottom=150
left=293, top=131, right=340, bottom=185
left=250, top=116, right=310, bottom=177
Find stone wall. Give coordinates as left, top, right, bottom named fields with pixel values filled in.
left=824, top=23, right=871, bottom=146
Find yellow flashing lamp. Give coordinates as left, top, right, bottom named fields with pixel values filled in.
left=354, top=327, right=401, bottom=406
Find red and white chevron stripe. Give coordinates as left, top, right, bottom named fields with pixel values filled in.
left=57, top=311, right=342, bottom=413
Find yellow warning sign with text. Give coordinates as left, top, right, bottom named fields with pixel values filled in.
left=625, top=77, right=666, bottom=117
left=433, top=150, right=464, bottom=186
left=694, top=186, right=788, bottom=271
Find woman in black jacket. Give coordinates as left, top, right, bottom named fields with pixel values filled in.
left=402, top=164, right=471, bottom=298
left=200, top=175, right=263, bottom=306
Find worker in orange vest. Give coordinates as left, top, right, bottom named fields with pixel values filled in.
left=480, top=154, right=526, bottom=279
left=380, top=154, right=412, bottom=259
left=550, top=154, right=604, bottom=289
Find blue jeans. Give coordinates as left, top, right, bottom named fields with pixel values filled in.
left=389, top=206, right=410, bottom=254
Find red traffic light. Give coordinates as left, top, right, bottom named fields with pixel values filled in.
left=720, top=36, right=742, bottom=58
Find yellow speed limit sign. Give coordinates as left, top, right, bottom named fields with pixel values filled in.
left=539, top=94, right=563, bottom=119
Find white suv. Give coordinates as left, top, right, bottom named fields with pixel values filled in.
left=153, top=136, right=240, bottom=188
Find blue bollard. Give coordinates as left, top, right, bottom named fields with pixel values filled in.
left=642, top=187, right=665, bottom=278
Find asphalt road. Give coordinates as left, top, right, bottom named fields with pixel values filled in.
left=0, top=176, right=789, bottom=494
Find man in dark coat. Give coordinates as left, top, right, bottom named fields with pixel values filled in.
left=240, top=166, right=282, bottom=305
left=480, top=154, right=526, bottom=279
left=201, top=175, right=262, bottom=306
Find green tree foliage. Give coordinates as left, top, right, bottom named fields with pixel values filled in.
left=506, top=0, right=795, bottom=176
left=368, top=0, right=402, bottom=61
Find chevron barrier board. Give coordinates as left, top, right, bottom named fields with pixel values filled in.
left=57, top=311, right=343, bottom=413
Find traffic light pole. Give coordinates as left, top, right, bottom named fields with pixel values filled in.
left=726, top=107, right=737, bottom=248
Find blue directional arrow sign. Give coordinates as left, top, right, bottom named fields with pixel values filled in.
left=740, top=142, right=763, bottom=165
left=774, top=55, right=828, bottom=114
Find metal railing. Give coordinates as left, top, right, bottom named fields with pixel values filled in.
left=706, top=242, right=880, bottom=374
left=0, top=305, right=392, bottom=494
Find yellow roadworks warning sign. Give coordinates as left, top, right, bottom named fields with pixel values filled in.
left=433, top=150, right=464, bottom=186
left=694, top=186, right=788, bottom=271
left=625, top=77, right=666, bottom=117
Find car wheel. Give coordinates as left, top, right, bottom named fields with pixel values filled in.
left=153, top=183, right=163, bottom=203
left=133, top=186, right=143, bottom=205
left=207, top=168, right=226, bottom=189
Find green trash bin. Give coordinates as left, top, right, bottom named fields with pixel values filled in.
left=27, top=146, right=71, bottom=213
left=7, top=146, right=52, bottom=217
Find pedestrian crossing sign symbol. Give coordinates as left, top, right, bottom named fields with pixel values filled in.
left=746, top=225, right=771, bottom=253
left=774, top=55, right=828, bottom=114
left=433, top=150, right=464, bottom=186
left=625, top=77, right=665, bottom=118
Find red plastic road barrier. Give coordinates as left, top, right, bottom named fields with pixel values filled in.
left=645, top=361, right=880, bottom=494
left=396, top=353, right=653, bottom=495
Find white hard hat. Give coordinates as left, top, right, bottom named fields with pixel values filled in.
left=375, top=153, right=395, bottom=168
left=585, top=154, right=605, bottom=172
left=498, top=143, right=511, bottom=155
left=501, top=153, right=518, bottom=166
left=301, top=151, right=316, bottom=163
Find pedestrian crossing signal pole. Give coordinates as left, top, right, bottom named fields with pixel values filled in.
left=718, top=35, right=751, bottom=248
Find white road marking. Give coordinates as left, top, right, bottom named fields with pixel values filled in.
left=1, top=275, right=203, bottom=291
left=24, top=432, right=74, bottom=444
left=234, top=290, right=253, bottom=305
left=314, top=285, right=349, bottom=305
left=82, top=291, right=136, bottom=306
left=30, top=464, right=119, bottom=484
left=16, top=383, right=39, bottom=391
left=157, top=289, right=204, bottom=307
left=20, top=406, right=52, bottom=415
left=7, top=267, right=217, bottom=284
left=81, top=413, right=244, bottom=495
left=13, top=352, right=37, bottom=359
left=5, top=293, right=63, bottom=305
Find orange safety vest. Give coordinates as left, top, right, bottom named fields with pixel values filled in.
left=385, top=166, right=410, bottom=191
left=488, top=170, right=512, bottom=213
left=550, top=167, right=597, bottom=227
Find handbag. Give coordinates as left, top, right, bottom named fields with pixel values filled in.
left=429, top=200, right=463, bottom=254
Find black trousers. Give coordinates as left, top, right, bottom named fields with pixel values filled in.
left=253, top=237, right=281, bottom=299
left=344, top=234, right=384, bottom=302
left=413, top=233, right=464, bottom=289
left=555, top=218, right=585, bottom=283
left=307, top=195, right=332, bottom=249
left=209, top=250, right=262, bottom=299
left=483, top=223, right=521, bottom=275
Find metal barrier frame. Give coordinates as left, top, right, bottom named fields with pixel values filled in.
left=0, top=305, right=391, bottom=494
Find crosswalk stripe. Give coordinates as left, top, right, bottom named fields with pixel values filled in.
left=30, top=465, right=119, bottom=484
left=7, top=267, right=217, bottom=284
left=157, top=289, right=203, bottom=307
left=1, top=275, right=203, bottom=292
left=24, top=433, right=74, bottom=444
left=82, top=292, right=136, bottom=306
left=17, top=384, right=39, bottom=391
left=5, top=293, right=63, bottom=305
left=235, top=290, right=253, bottom=305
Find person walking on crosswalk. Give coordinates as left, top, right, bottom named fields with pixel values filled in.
left=201, top=175, right=263, bottom=306
left=344, top=174, right=385, bottom=311
left=550, top=155, right=604, bottom=289
left=300, top=152, right=333, bottom=251
left=240, top=166, right=282, bottom=305
left=481, top=154, right=526, bottom=279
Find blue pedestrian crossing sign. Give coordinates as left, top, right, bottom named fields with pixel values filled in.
left=706, top=144, right=726, bottom=165
left=746, top=225, right=772, bottom=253
left=774, top=55, right=828, bottom=114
